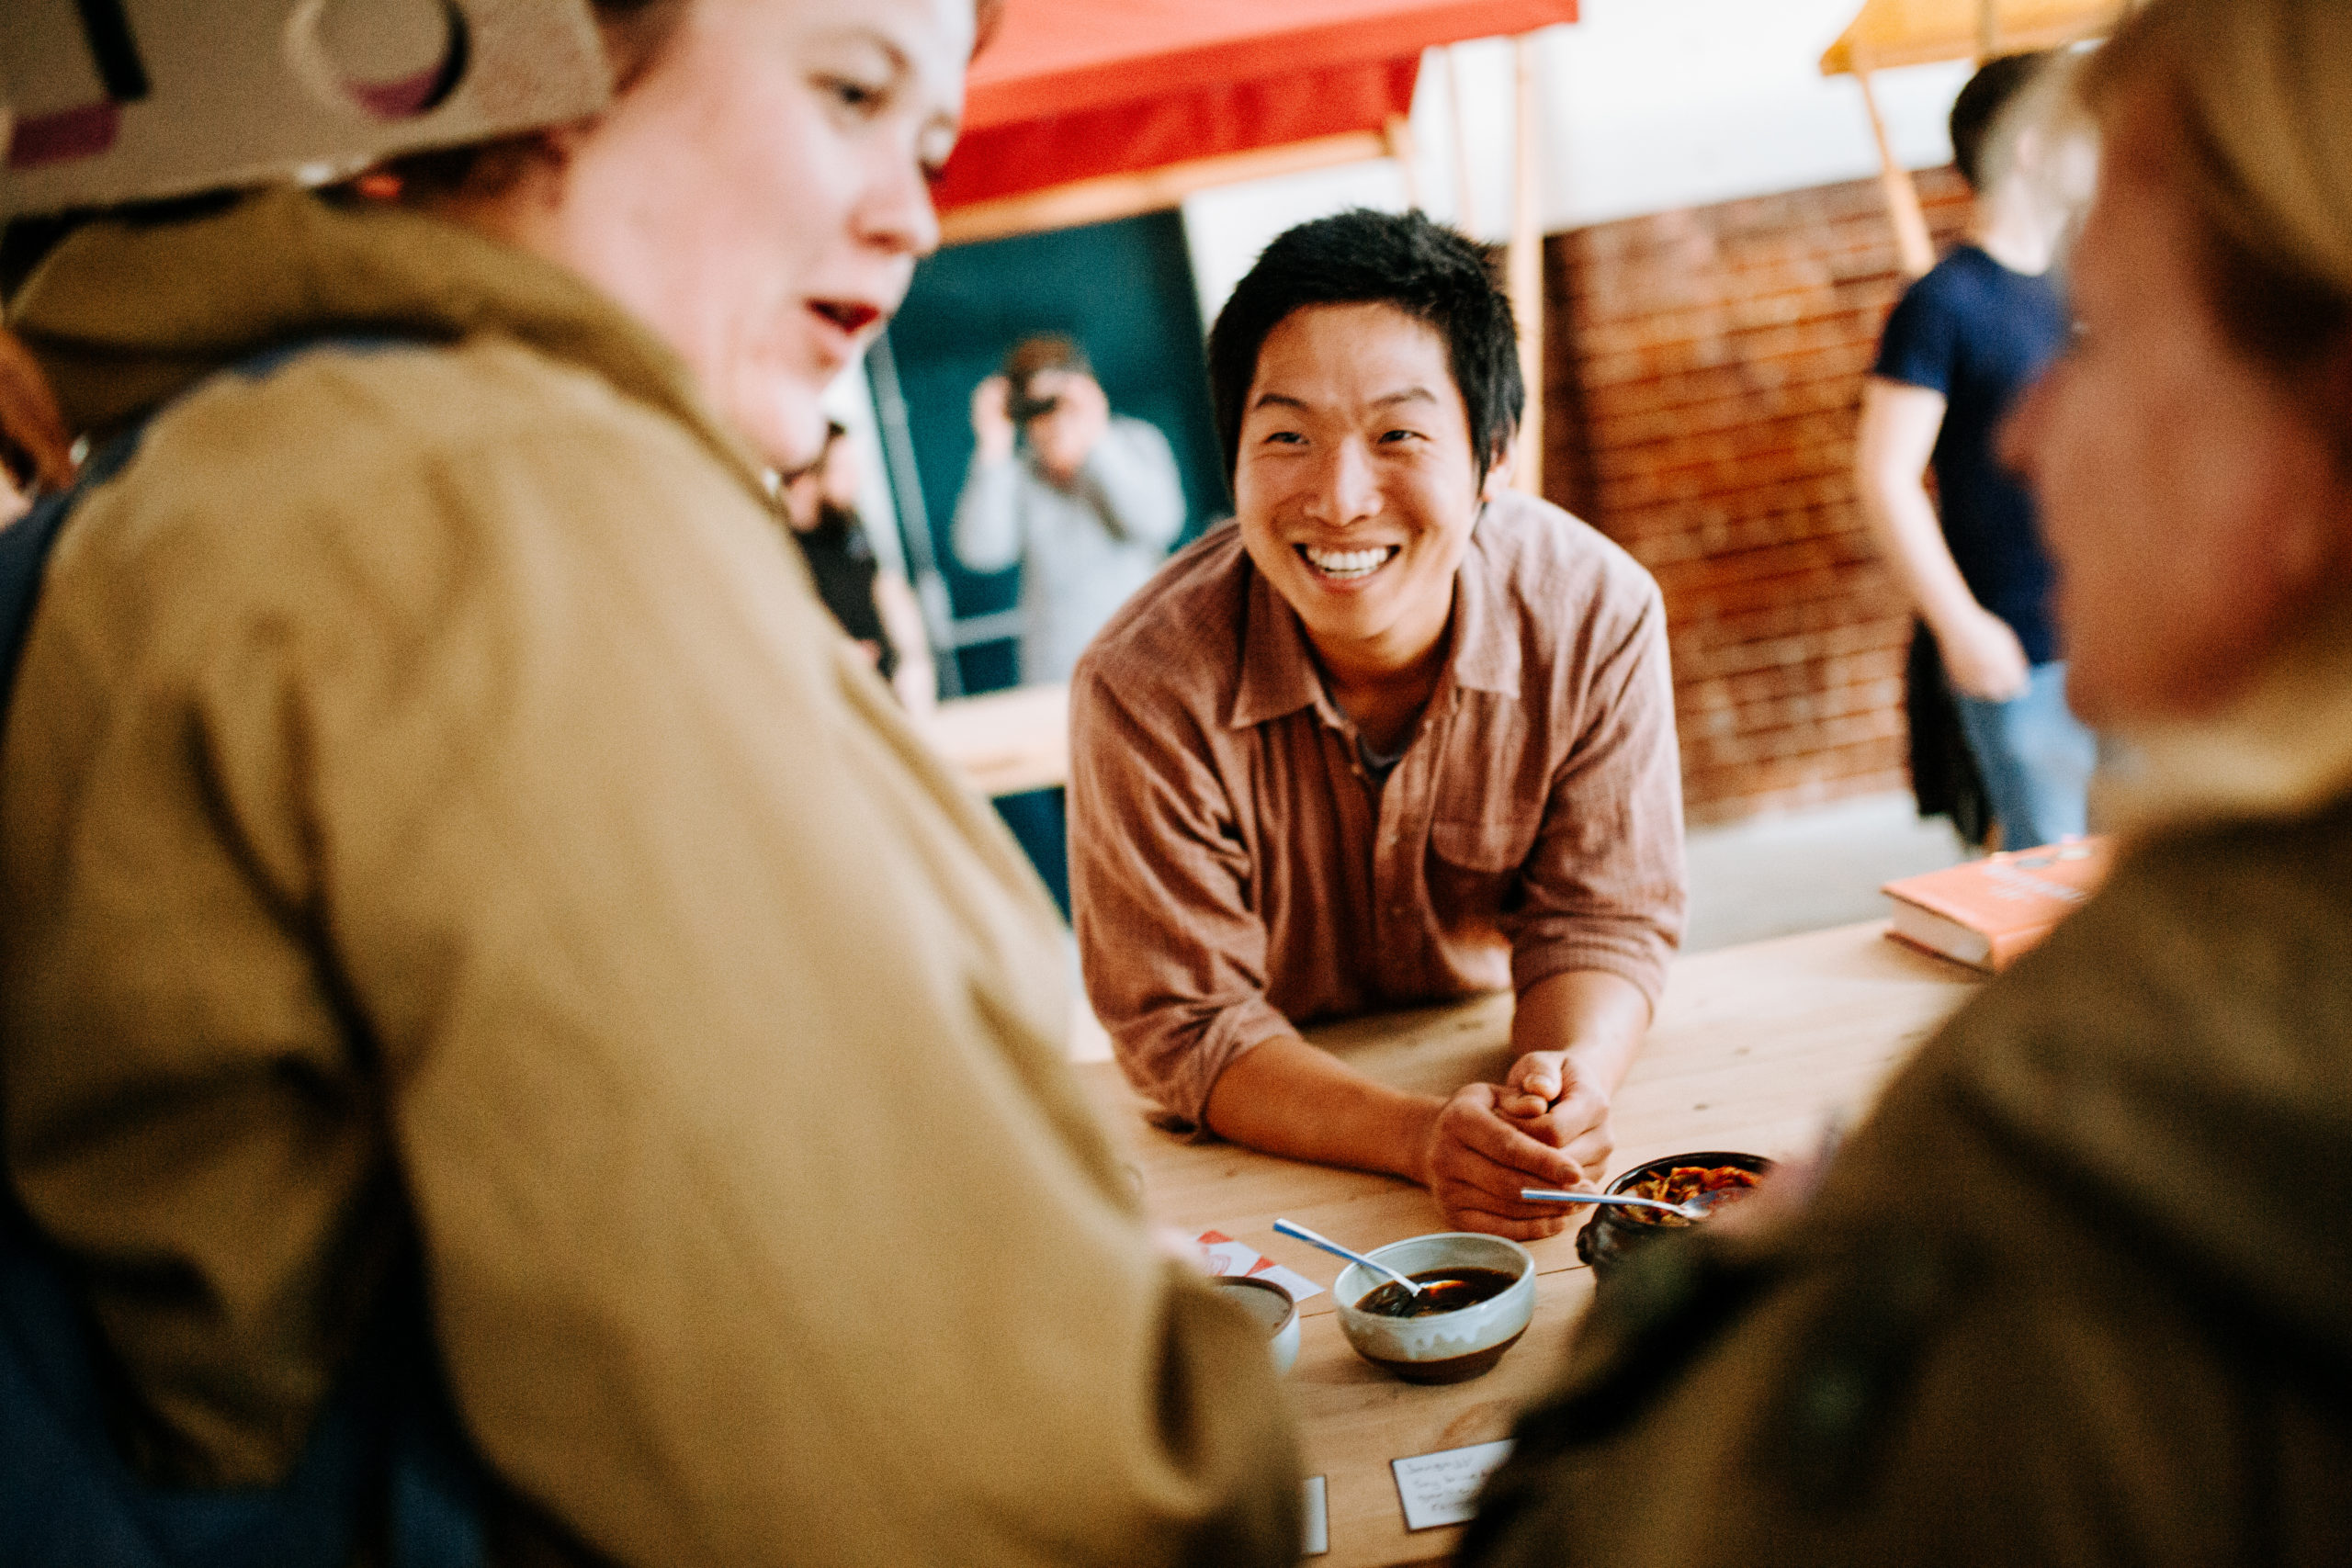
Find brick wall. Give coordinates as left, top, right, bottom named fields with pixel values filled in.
left=1542, top=168, right=1974, bottom=825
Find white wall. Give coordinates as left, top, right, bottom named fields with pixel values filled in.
left=1182, top=0, right=1976, bottom=328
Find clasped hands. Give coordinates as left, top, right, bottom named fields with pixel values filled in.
left=1418, top=1050, right=1613, bottom=1241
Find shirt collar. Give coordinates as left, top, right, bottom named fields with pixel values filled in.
left=1449, top=513, right=1522, bottom=696
left=1230, top=560, right=1335, bottom=729
left=1226, top=506, right=1521, bottom=731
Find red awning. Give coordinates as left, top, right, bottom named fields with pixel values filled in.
left=936, top=0, right=1579, bottom=212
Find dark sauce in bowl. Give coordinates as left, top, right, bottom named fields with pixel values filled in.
left=1353, top=1266, right=1520, bottom=1318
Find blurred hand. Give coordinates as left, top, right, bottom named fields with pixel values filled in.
left=1497, top=1051, right=1615, bottom=1179
left=971, top=375, right=1015, bottom=464
left=1936, top=604, right=2031, bottom=701
left=1417, top=1082, right=1591, bottom=1241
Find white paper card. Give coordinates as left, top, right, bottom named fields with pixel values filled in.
left=1196, top=1230, right=1324, bottom=1303
left=1391, top=1439, right=1515, bottom=1531
left=1301, top=1475, right=1329, bottom=1557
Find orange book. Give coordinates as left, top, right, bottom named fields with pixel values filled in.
left=1881, top=838, right=2115, bottom=972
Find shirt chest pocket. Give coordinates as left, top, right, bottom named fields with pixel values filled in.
left=1429, top=817, right=1540, bottom=875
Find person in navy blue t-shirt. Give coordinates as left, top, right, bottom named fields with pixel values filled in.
left=1857, top=51, right=2098, bottom=850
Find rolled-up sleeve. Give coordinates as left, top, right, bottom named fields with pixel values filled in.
left=1068, top=658, right=1295, bottom=1134
left=1508, top=578, right=1686, bottom=1007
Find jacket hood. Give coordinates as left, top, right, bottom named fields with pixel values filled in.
left=5, top=186, right=763, bottom=498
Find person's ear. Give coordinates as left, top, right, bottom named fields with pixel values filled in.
left=1480, top=440, right=1516, bottom=502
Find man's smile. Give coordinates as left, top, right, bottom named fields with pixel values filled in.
left=1297, top=543, right=1400, bottom=581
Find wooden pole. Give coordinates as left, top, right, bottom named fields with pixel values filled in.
left=1978, top=0, right=2001, bottom=59
left=1447, top=44, right=1479, bottom=235
left=1384, top=113, right=1420, bottom=212
left=1857, top=66, right=1936, bottom=279
left=1507, top=34, right=1544, bottom=498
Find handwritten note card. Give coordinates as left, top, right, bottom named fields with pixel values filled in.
left=1197, top=1230, right=1324, bottom=1303
left=1301, top=1475, right=1328, bottom=1557
left=1391, top=1439, right=1515, bottom=1531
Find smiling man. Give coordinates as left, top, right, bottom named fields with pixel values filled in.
left=1069, top=211, right=1685, bottom=1237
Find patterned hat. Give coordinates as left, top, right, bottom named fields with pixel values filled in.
left=1, top=0, right=608, bottom=218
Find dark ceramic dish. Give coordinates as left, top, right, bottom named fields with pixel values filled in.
left=1573, top=1150, right=1776, bottom=1278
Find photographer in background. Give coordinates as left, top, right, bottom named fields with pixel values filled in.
left=952, top=333, right=1185, bottom=682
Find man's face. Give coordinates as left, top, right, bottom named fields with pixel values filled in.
left=1234, top=302, right=1499, bottom=674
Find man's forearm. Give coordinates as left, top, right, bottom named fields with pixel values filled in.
left=1509, top=969, right=1652, bottom=1091
left=1853, top=379, right=1985, bottom=640
left=1856, top=469, right=1990, bottom=638
left=1201, top=1034, right=1440, bottom=1182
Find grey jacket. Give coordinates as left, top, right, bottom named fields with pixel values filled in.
left=951, top=414, right=1185, bottom=682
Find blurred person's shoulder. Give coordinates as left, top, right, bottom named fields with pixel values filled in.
left=39, top=335, right=776, bottom=690
left=1908, top=786, right=2352, bottom=1308
left=1901, top=244, right=2055, bottom=327
left=1102, top=412, right=1176, bottom=454
left=1071, top=519, right=1250, bottom=719
left=83, top=336, right=744, bottom=590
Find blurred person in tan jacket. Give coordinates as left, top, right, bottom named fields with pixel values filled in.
left=1463, top=2, right=2352, bottom=1562
left=0, top=1, right=1297, bottom=1564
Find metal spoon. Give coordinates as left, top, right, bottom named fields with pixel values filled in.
left=1519, top=1188, right=1715, bottom=1221
left=1272, top=1217, right=1424, bottom=1297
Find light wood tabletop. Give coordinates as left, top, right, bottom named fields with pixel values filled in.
left=1074, top=919, right=1982, bottom=1566
left=917, top=681, right=1070, bottom=798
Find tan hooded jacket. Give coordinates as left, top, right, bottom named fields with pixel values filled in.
left=0, top=188, right=1298, bottom=1567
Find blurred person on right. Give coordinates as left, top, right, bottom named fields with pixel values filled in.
left=1464, top=0, right=2352, bottom=1561
left=1857, top=52, right=2098, bottom=850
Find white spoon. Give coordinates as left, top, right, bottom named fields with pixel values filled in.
left=1272, top=1218, right=1425, bottom=1297
left=1520, top=1188, right=1715, bottom=1221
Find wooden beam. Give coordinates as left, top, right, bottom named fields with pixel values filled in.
left=1447, top=43, right=1480, bottom=234
left=1856, top=66, right=1936, bottom=278
left=1507, top=34, right=1544, bottom=498
left=1384, top=113, right=1421, bottom=212
left=937, top=129, right=1389, bottom=246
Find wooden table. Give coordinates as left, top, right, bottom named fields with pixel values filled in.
left=917, top=681, right=1069, bottom=797
left=1075, top=920, right=1980, bottom=1566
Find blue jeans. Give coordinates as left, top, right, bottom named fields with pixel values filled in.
left=1952, top=661, right=2096, bottom=850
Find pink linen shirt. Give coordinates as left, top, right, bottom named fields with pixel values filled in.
left=1069, top=490, right=1687, bottom=1134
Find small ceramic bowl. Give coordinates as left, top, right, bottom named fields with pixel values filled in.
left=1573, top=1150, right=1775, bottom=1279
left=1333, top=1233, right=1536, bottom=1384
left=1214, top=1275, right=1300, bottom=1375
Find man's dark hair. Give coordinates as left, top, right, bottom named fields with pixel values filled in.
left=1949, top=51, right=2052, bottom=190
left=1206, top=209, right=1521, bottom=487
